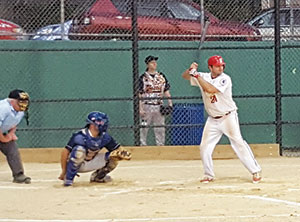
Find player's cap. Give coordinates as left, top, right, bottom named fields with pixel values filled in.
left=145, top=55, right=158, bottom=64
left=208, top=55, right=226, bottom=67
left=8, top=89, right=29, bottom=101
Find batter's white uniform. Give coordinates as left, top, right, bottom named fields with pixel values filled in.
left=191, top=72, right=261, bottom=179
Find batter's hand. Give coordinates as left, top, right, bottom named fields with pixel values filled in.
left=190, top=62, right=198, bottom=70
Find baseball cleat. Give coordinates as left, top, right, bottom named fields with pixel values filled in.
left=252, top=172, right=262, bottom=184
left=13, top=173, right=31, bottom=184
left=64, top=179, right=73, bottom=187
left=90, top=174, right=112, bottom=183
left=200, top=176, right=214, bottom=183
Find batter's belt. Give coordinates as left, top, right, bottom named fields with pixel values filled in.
left=212, top=111, right=231, bottom=119
left=144, top=102, right=162, bottom=106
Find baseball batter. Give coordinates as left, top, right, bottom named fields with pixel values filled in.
left=182, top=55, right=262, bottom=183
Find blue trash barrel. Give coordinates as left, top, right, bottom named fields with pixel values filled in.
left=171, top=103, right=204, bottom=145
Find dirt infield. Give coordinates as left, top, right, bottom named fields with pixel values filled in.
left=0, top=157, right=300, bottom=222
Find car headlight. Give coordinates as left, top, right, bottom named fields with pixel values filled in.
left=37, top=27, right=55, bottom=35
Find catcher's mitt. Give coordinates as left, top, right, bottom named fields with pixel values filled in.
left=160, top=105, right=173, bottom=116
left=110, top=147, right=132, bottom=161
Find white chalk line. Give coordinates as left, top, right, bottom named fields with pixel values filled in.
left=1, top=183, right=299, bottom=210
left=214, top=194, right=300, bottom=208
left=0, top=186, right=45, bottom=190
left=1, top=163, right=300, bottom=175
left=3, top=179, right=294, bottom=210
left=81, top=185, right=300, bottom=208
left=245, top=195, right=300, bottom=207
left=0, top=213, right=300, bottom=222
left=0, top=169, right=60, bottom=174
left=0, top=165, right=201, bottom=174
left=0, top=164, right=299, bottom=209
left=158, top=178, right=198, bottom=185
left=0, top=182, right=300, bottom=220
left=288, top=188, right=300, bottom=191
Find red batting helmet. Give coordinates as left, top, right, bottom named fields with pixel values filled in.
left=208, top=55, right=226, bottom=68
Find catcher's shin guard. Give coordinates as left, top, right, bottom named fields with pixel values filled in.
left=65, top=146, right=86, bottom=185
left=90, top=158, right=118, bottom=183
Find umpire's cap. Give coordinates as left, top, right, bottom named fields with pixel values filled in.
left=145, top=55, right=158, bottom=64
left=8, top=89, right=29, bottom=100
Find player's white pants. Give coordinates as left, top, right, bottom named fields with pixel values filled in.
left=140, top=104, right=165, bottom=146
left=78, top=153, right=107, bottom=173
left=200, top=111, right=261, bottom=178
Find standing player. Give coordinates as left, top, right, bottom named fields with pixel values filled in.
left=0, top=89, right=31, bottom=184
left=58, top=111, right=131, bottom=186
left=139, top=55, right=173, bottom=146
left=182, top=55, right=262, bottom=183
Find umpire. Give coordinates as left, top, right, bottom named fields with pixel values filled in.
left=0, top=89, right=31, bottom=184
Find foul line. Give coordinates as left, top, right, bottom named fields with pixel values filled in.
left=245, top=195, right=300, bottom=207
left=0, top=186, right=45, bottom=190
left=1, top=181, right=298, bottom=210
left=0, top=214, right=300, bottom=222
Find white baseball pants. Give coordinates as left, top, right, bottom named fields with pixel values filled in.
left=78, top=152, right=107, bottom=173
left=140, top=104, right=165, bottom=146
left=200, top=111, right=261, bottom=178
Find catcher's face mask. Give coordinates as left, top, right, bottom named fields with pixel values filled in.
left=86, top=111, right=109, bottom=134
left=18, top=99, right=30, bottom=111
left=17, top=92, right=30, bottom=111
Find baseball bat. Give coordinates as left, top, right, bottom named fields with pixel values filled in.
left=196, top=19, right=210, bottom=61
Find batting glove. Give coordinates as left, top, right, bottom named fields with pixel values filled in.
left=189, top=68, right=200, bottom=78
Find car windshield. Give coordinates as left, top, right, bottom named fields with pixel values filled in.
left=111, top=0, right=201, bottom=19
left=110, top=0, right=131, bottom=14
left=137, top=0, right=166, bottom=17
left=111, top=0, right=166, bottom=16
left=270, top=10, right=290, bottom=26
left=292, top=9, right=300, bottom=25
left=167, top=1, right=201, bottom=20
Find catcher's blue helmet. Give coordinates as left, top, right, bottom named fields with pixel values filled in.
left=86, top=111, right=109, bottom=133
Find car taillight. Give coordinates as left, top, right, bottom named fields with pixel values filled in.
left=12, top=28, right=22, bottom=33
left=246, top=30, right=261, bottom=41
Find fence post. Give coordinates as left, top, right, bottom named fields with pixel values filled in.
left=132, top=0, right=140, bottom=146
left=60, top=0, right=65, bottom=40
left=274, top=0, right=282, bottom=155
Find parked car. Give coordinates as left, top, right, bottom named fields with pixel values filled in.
left=69, top=0, right=260, bottom=41
left=248, top=8, right=300, bottom=41
left=31, top=20, right=72, bottom=41
left=0, top=19, right=25, bottom=40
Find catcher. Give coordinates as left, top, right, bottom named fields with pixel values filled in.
left=58, top=111, right=131, bottom=186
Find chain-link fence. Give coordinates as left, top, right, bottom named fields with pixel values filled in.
left=0, top=0, right=263, bottom=41
left=1, top=0, right=300, bottom=156
left=1, top=0, right=300, bottom=41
